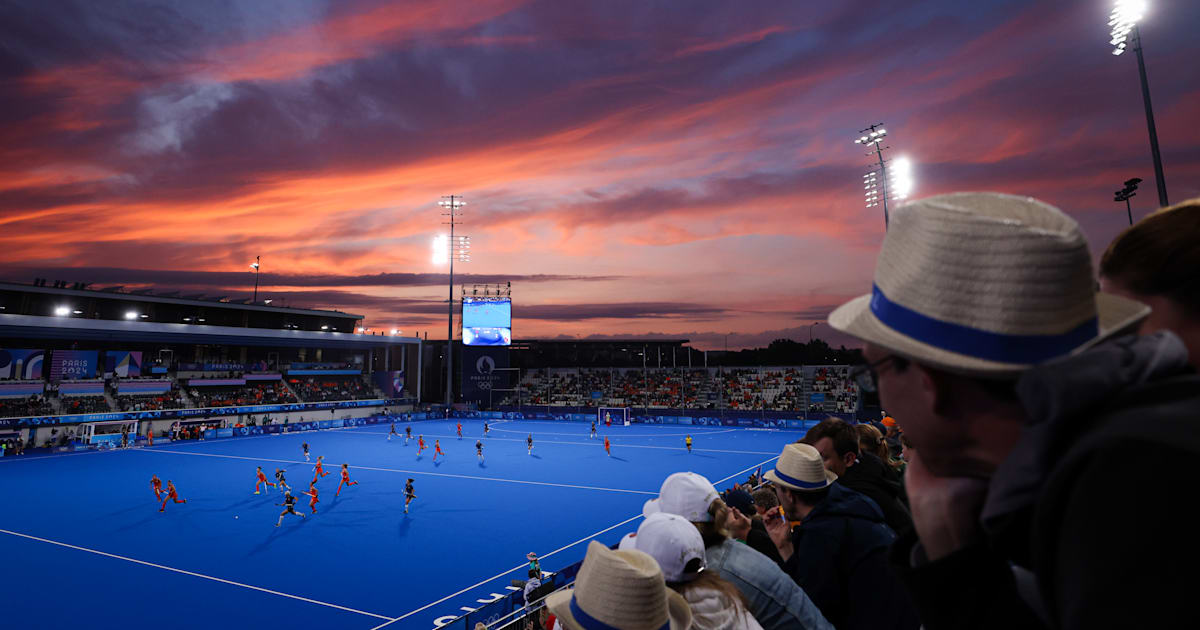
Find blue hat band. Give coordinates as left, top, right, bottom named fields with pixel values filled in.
left=570, top=595, right=669, bottom=630
left=772, top=467, right=829, bottom=489
left=869, top=284, right=1098, bottom=364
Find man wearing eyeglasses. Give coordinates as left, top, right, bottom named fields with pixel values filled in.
left=831, top=193, right=1200, bottom=630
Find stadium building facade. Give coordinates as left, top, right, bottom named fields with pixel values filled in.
left=0, top=281, right=421, bottom=448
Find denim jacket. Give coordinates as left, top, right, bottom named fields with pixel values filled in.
left=706, top=537, right=833, bottom=630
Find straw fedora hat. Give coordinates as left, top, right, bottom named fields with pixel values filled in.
left=829, top=192, right=1149, bottom=375
left=764, top=443, right=837, bottom=492
left=546, top=541, right=692, bottom=630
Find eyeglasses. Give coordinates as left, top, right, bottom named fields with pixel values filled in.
left=848, top=355, right=905, bottom=393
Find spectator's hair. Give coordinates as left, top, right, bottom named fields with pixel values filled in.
left=751, top=487, right=778, bottom=512
left=856, top=424, right=891, bottom=462
left=692, top=498, right=732, bottom=548
left=1100, top=197, right=1200, bottom=315
left=669, top=565, right=751, bottom=619
left=801, top=418, right=860, bottom=458
left=900, top=433, right=914, bottom=449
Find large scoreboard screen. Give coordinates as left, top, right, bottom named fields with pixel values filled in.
left=463, top=298, right=511, bottom=346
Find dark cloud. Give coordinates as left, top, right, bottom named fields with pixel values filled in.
left=0, top=267, right=620, bottom=289
left=516, top=302, right=727, bottom=321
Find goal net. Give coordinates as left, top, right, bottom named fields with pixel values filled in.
left=598, top=407, right=630, bottom=427
left=79, top=419, right=139, bottom=448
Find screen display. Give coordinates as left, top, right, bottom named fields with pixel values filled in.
left=463, top=327, right=512, bottom=346
left=462, top=298, right=511, bottom=329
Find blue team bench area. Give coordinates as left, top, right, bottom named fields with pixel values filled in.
left=4, top=405, right=842, bottom=460
left=0, top=396, right=416, bottom=430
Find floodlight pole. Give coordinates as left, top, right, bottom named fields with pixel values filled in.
left=1131, top=26, right=1168, bottom=207
left=874, top=145, right=890, bottom=229
left=440, top=195, right=467, bottom=407
left=252, top=256, right=260, bottom=303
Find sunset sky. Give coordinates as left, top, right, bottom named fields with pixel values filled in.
left=2, top=0, right=1198, bottom=349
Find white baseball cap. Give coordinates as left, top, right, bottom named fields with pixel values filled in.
left=616, top=532, right=638, bottom=551
left=643, top=472, right=720, bottom=522
left=633, top=512, right=706, bottom=583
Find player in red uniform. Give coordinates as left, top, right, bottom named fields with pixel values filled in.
left=417, top=435, right=426, bottom=455
left=147, top=429, right=154, bottom=447
left=313, top=455, right=331, bottom=482
left=254, top=466, right=276, bottom=494
left=159, top=480, right=186, bottom=512
left=336, top=463, right=358, bottom=496
left=456, top=422, right=462, bottom=440
left=303, top=480, right=319, bottom=514
left=150, top=474, right=163, bottom=501
left=604, top=436, right=611, bottom=456
left=433, top=439, right=445, bottom=462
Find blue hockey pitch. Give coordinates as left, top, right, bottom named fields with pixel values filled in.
left=0, top=417, right=800, bottom=630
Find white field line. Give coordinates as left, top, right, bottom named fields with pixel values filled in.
left=369, top=453, right=782, bottom=630
left=134, top=448, right=657, bottom=496
left=485, top=427, right=739, bottom=437
left=0, top=528, right=391, bottom=621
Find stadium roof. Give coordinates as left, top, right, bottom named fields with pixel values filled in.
left=0, top=281, right=362, bottom=320
left=0, top=313, right=416, bottom=349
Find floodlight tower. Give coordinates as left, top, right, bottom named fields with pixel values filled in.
left=1114, top=177, right=1142, bottom=225
left=436, top=196, right=470, bottom=406
left=1109, top=0, right=1168, bottom=206
left=855, top=124, right=896, bottom=228
left=250, top=256, right=261, bottom=302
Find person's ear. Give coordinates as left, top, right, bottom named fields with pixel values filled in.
left=915, top=362, right=951, bottom=417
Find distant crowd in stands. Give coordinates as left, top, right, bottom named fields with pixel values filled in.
left=504, top=366, right=858, bottom=413
left=0, top=395, right=54, bottom=419
left=115, top=384, right=187, bottom=411
left=291, top=377, right=376, bottom=402
left=189, top=382, right=296, bottom=408
left=59, top=396, right=111, bottom=414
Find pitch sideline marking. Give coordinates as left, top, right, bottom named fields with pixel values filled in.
left=0, top=528, right=392, bottom=621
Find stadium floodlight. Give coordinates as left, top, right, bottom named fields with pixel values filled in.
left=431, top=234, right=448, bottom=264
left=54, top=305, right=70, bottom=316
left=321, top=325, right=329, bottom=330
left=1107, top=0, right=1168, bottom=207
left=854, top=123, right=906, bottom=228
left=1114, top=176, right=1143, bottom=224
left=124, top=311, right=138, bottom=320
left=1109, top=0, right=1145, bottom=55
left=890, top=156, right=914, bottom=200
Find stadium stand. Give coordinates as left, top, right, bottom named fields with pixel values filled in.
left=502, top=365, right=858, bottom=412
left=291, top=376, right=378, bottom=402
left=0, top=396, right=54, bottom=419
left=188, top=381, right=297, bottom=408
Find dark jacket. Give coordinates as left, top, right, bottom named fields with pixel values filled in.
left=890, top=331, right=1200, bottom=630
left=784, top=483, right=920, bottom=630
left=840, top=451, right=913, bottom=537
left=746, top=518, right=782, bottom=563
